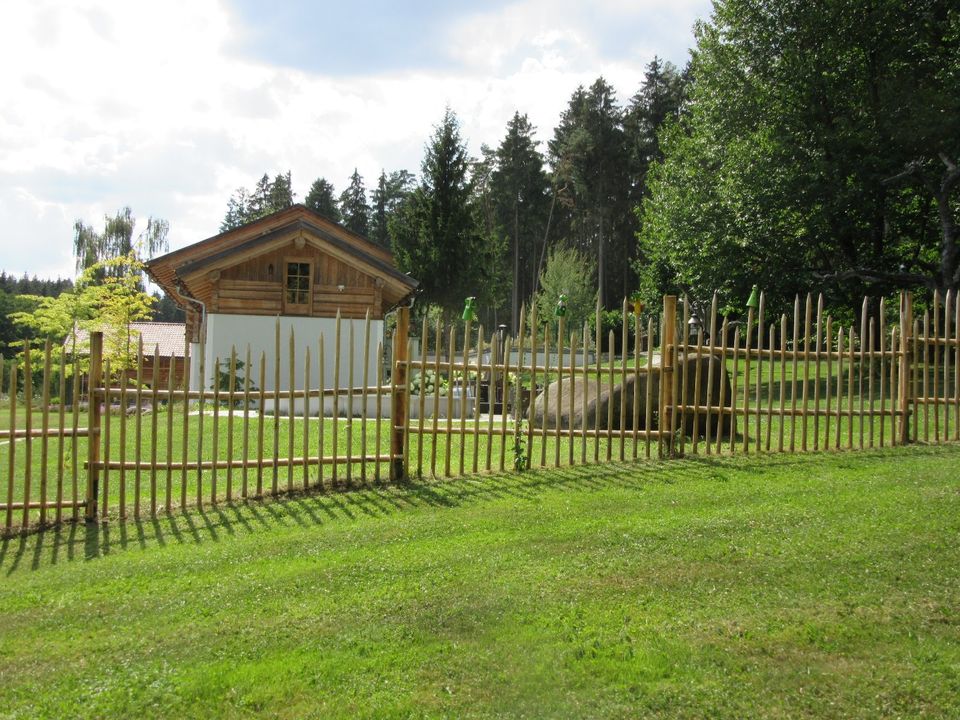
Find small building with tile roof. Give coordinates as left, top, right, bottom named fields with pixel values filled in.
left=68, top=322, right=187, bottom=388
left=145, top=205, right=418, bottom=396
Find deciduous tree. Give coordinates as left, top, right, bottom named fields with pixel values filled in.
left=534, top=245, right=597, bottom=334
left=10, top=253, right=154, bottom=374
left=74, top=207, right=169, bottom=282
left=638, top=0, right=960, bottom=316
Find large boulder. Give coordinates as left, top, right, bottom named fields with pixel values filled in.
left=531, top=372, right=654, bottom=430
left=531, top=352, right=732, bottom=437
left=670, top=352, right=733, bottom=438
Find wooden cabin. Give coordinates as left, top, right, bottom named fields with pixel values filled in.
left=145, top=205, right=418, bottom=402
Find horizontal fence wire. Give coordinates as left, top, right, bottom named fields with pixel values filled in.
left=2, top=291, right=959, bottom=533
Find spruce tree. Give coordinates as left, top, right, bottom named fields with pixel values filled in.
left=491, top=112, right=551, bottom=330
left=339, top=169, right=370, bottom=235
left=370, top=170, right=415, bottom=247
left=549, top=78, right=631, bottom=307
left=391, top=108, right=496, bottom=318
left=304, top=178, right=342, bottom=222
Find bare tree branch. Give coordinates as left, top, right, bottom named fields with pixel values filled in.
left=813, top=268, right=937, bottom=291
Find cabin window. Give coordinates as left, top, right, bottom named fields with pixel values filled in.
left=284, top=260, right=312, bottom=314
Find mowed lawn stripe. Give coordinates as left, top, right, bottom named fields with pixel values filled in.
left=1, top=445, right=959, bottom=719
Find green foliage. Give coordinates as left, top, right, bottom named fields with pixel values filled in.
left=469, top=143, right=512, bottom=325
left=550, top=78, right=632, bottom=307
left=534, top=245, right=598, bottom=334
left=338, top=168, right=369, bottom=235
left=74, top=207, right=169, bottom=280
left=409, top=369, right=447, bottom=397
left=304, top=177, right=342, bottom=222
left=216, top=360, right=257, bottom=399
left=9, top=253, right=155, bottom=375
left=639, top=0, right=960, bottom=316
left=369, top=169, right=415, bottom=247
left=391, top=108, right=501, bottom=317
left=624, top=57, right=687, bottom=187
left=221, top=172, right=295, bottom=231
left=0, top=272, right=73, bottom=297
left=587, top=308, right=639, bottom=354
left=151, top=291, right=185, bottom=323
left=0, top=290, right=43, bottom=354
left=624, top=57, right=687, bottom=251
left=490, top=112, right=552, bottom=331
left=511, top=415, right=528, bottom=471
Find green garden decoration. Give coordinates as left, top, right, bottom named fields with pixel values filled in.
left=746, top=285, right=760, bottom=309
left=462, top=296, right=477, bottom=322
left=555, top=294, right=567, bottom=318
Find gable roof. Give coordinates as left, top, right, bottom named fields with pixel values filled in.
left=145, top=205, right=418, bottom=312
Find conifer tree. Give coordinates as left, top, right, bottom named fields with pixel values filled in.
left=304, top=177, right=342, bottom=222
left=339, top=169, right=370, bottom=235
left=391, top=108, right=498, bottom=318
left=490, top=112, right=551, bottom=330
left=549, top=78, right=631, bottom=307
left=370, top=170, right=415, bottom=247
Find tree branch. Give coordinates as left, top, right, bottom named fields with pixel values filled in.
left=883, top=160, right=924, bottom=187
left=938, top=152, right=960, bottom=195
left=813, top=267, right=937, bottom=290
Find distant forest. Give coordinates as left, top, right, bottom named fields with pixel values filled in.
left=4, top=0, right=957, bottom=348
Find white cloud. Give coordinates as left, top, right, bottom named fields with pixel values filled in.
left=0, top=0, right=710, bottom=279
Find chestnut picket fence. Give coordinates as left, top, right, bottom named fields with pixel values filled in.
left=1, top=291, right=958, bottom=534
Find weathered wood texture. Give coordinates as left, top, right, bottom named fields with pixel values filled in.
left=2, top=290, right=958, bottom=535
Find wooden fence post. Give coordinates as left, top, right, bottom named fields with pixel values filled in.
left=390, top=306, right=410, bottom=482
left=85, top=331, right=103, bottom=522
left=898, top=291, right=913, bottom=444
left=662, top=295, right=678, bottom=457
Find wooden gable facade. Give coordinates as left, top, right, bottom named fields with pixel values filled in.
left=146, top=205, right=418, bottom=342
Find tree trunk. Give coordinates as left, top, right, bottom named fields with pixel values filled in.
left=512, top=199, right=519, bottom=333
left=597, top=215, right=605, bottom=309
left=935, top=156, right=959, bottom=290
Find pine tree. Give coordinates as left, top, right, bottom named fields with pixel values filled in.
left=370, top=170, right=415, bottom=247
left=549, top=78, right=631, bottom=307
left=624, top=57, right=686, bottom=204
left=491, top=112, right=552, bottom=330
left=220, top=172, right=295, bottom=231
left=304, top=178, right=342, bottom=222
left=339, top=169, right=370, bottom=235
left=391, top=108, right=497, bottom=318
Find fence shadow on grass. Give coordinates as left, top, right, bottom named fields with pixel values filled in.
left=2, top=442, right=957, bottom=576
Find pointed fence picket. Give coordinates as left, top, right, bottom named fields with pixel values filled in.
left=1, top=290, right=959, bottom=534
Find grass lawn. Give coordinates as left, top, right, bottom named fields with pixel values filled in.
left=2, top=444, right=959, bottom=718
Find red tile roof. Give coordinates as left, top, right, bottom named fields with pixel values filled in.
left=67, top=322, right=186, bottom=358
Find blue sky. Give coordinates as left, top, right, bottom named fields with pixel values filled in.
left=0, top=0, right=712, bottom=279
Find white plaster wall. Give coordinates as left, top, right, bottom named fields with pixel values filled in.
left=193, top=314, right=385, bottom=415
left=189, top=342, right=201, bottom=390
